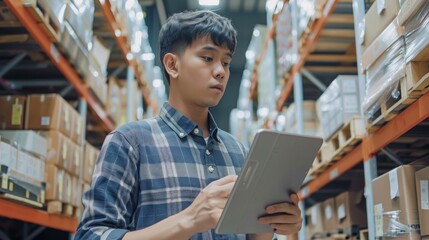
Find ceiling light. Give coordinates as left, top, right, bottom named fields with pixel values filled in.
left=199, top=0, right=219, bottom=6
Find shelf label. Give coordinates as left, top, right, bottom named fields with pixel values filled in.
left=325, top=205, right=332, bottom=220
left=9, top=182, right=13, bottom=191
left=12, top=103, right=23, bottom=125
left=375, top=203, right=384, bottom=237
left=338, top=204, right=346, bottom=220
left=50, top=44, right=60, bottom=63
left=1, top=174, right=7, bottom=189
left=26, top=190, right=29, bottom=199
left=389, top=168, right=399, bottom=199
left=329, top=168, right=339, bottom=180
left=421, top=180, right=429, bottom=210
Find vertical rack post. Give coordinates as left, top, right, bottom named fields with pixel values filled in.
left=363, top=156, right=378, bottom=240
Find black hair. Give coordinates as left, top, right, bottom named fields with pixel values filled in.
left=159, top=10, right=237, bottom=84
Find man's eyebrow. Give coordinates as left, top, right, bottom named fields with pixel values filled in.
left=201, top=46, right=233, bottom=58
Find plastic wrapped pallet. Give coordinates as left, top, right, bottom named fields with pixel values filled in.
left=362, top=37, right=406, bottom=125
left=27, top=0, right=66, bottom=31
left=257, top=38, right=276, bottom=120
left=403, top=1, right=429, bottom=62
left=372, top=165, right=421, bottom=239
left=316, top=76, right=360, bottom=140
left=64, top=1, right=94, bottom=49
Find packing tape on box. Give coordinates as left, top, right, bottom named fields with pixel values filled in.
left=375, top=209, right=421, bottom=238
left=404, top=1, right=429, bottom=62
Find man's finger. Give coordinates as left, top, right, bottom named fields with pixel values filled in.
left=214, top=181, right=236, bottom=198
left=258, top=213, right=301, bottom=224
left=266, top=202, right=301, bottom=216
left=290, top=193, right=300, bottom=206
left=212, top=175, right=238, bottom=186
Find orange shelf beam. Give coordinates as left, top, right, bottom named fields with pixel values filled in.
left=0, top=199, right=78, bottom=233
left=97, top=0, right=151, bottom=107
left=299, top=91, right=429, bottom=199
left=364, top=91, right=429, bottom=160
left=299, top=144, right=363, bottom=200
left=276, top=0, right=339, bottom=111
left=4, top=0, right=115, bottom=132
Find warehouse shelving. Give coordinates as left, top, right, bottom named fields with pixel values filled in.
left=96, top=0, right=152, bottom=107
left=3, top=0, right=115, bottom=132
left=0, top=199, right=78, bottom=233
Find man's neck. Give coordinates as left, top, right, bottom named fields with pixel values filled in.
left=168, top=99, right=210, bottom=137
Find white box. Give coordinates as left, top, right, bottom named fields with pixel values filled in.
left=0, top=130, right=48, bottom=158
left=0, top=137, right=18, bottom=170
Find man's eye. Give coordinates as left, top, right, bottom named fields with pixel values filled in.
left=223, top=62, right=230, bottom=67
left=202, top=56, right=213, bottom=61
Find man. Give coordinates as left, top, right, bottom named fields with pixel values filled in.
left=75, top=10, right=302, bottom=240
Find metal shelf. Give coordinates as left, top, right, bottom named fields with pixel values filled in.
left=97, top=0, right=152, bottom=107
left=3, top=0, right=115, bottom=132
left=0, top=199, right=78, bottom=233
left=299, top=90, right=429, bottom=200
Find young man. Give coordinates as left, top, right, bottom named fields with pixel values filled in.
left=75, top=10, right=302, bottom=240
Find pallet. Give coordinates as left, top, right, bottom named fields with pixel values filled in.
left=365, top=77, right=418, bottom=133
left=308, top=143, right=335, bottom=176
left=46, top=200, right=77, bottom=217
left=327, top=117, right=364, bottom=161
left=22, top=0, right=60, bottom=42
left=359, top=229, right=368, bottom=240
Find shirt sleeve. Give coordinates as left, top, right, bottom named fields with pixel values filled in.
left=75, top=131, right=139, bottom=240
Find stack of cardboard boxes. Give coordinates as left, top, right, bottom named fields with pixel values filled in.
left=306, top=191, right=367, bottom=238
left=0, top=94, right=99, bottom=216
left=372, top=164, right=429, bottom=239
left=284, top=101, right=321, bottom=136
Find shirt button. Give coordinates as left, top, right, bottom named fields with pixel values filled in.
left=205, top=149, right=211, bottom=155
left=179, top=132, right=185, bottom=137
left=193, top=128, right=199, bottom=134
left=208, top=165, right=215, bottom=173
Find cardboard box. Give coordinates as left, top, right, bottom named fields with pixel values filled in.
left=71, top=176, right=83, bottom=207
left=83, top=142, right=98, bottom=183
left=0, top=96, right=26, bottom=130
left=39, top=131, right=69, bottom=169
left=335, top=191, right=367, bottom=229
left=361, top=0, right=401, bottom=52
left=0, top=137, right=18, bottom=170
left=317, top=75, right=360, bottom=140
left=306, top=203, right=325, bottom=238
left=25, top=94, right=72, bottom=138
left=0, top=130, right=47, bottom=158
left=416, top=166, right=429, bottom=238
left=323, top=197, right=338, bottom=233
left=70, top=109, right=85, bottom=145
left=71, top=142, right=83, bottom=177
left=397, top=0, right=427, bottom=26
left=45, top=164, right=64, bottom=201
left=63, top=171, right=72, bottom=204
left=372, top=165, right=420, bottom=239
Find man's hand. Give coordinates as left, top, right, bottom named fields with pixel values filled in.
left=182, top=175, right=237, bottom=233
left=257, top=193, right=302, bottom=236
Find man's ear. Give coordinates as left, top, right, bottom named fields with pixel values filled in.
left=163, top=53, right=179, bottom=79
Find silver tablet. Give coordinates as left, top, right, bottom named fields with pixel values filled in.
left=215, top=130, right=323, bottom=234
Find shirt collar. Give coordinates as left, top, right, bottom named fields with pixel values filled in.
left=159, top=102, right=220, bottom=142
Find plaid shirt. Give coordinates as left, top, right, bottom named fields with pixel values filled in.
left=75, top=103, right=247, bottom=240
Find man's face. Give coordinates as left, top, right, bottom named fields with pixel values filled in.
left=174, top=36, right=232, bottom=108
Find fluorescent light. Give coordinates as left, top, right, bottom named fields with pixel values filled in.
left=199, top=0, right=219, bottom=6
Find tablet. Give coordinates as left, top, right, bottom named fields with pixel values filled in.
left=215, top=130, right=323, bottom=234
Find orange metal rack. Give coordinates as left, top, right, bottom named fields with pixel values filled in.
left=3, top=0, right=115, bottom=132
left=97, top=0, right=152, bottom=107
left=0, top=199, right=78, bottom=233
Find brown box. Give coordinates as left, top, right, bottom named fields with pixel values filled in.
left=416, top=166, right=429, bottom=238
left=70, top=108, right=85, bottom=145
left=397, top=0, right=427, bottom=26
left=405, top=61, right=429, bottom=94
left=0, top=96, right=26, bottom=130
left=83, top=141, right=98, bottom=183
left=372, top=165, right=420, bottom=239
left=71, top=142, right=83, bottom=177
left=361, top=0, right=401, bottom=52
left=39, top=131, right=67, bottom=169
left=335, top=191, right=367, bottom=229
left=45, top=164, right=64, bottom=201
left=323, top=197, right=338, bottom=233
left=306, top=203, right=325, bottom=238
left=25, top=94, right=72, bottom=138
left=63, top=171, right=72, bottom=204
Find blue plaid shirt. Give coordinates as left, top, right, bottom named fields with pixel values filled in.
left=75, top=103, right=247, bottom=240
